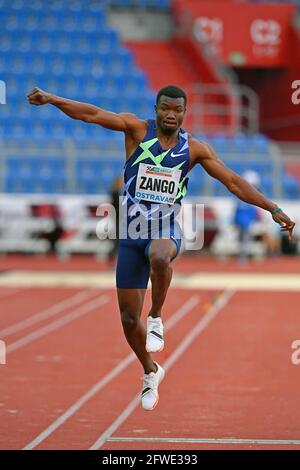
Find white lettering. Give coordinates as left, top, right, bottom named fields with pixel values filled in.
left=291, top=340, right=300, bottom=365
left=96, top=203, right=116, bottom=240
left=0, top=80, right=6, bottom=104
left=291, top=80, right=300, bottom=105
left=0, top=340, right=6, bottom=365
left=102, top=455, right=136, bottom=467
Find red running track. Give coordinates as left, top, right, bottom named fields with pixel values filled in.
left=0, top=257, right=300, bottom=450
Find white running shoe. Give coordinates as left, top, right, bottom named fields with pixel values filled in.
left=146, top=316, right=164, bottom=353
left=141, top=362, right=165, bottom=411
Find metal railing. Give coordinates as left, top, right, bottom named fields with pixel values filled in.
left=186, top=83, right=259, bottom=135
left=0, top=137, right=284, bottom=199
left=0, top=138, right=124, bottom=194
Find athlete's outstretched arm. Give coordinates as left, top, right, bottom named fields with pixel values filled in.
left=27, top=87, right=143, bottom=133
left=193, top=139, right=295, bottom=240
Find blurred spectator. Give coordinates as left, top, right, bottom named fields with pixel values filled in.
left=233, top=170, right=280, bottom=262
left=234, top=171, right=260, bottom=263
left=31, top=204, right=64, bottom=255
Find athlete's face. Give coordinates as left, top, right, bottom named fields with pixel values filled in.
left=155, top=96, right=186, bottom=134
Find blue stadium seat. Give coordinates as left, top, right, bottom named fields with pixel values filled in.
left=187, top=171, right=204, bottom=196
left=227, top=162, right=243, bottom=175
left=111, top=0, right=170, bottom=7
left=213, top=179, right=231, bottom=197
left=11, top=0, right=29, bottom=11
left=249, top=134, right=269, bottom=153
left=76, top=181, right=102, bottom=195
left=111, top=0, right=131, bottom=6
left=251, top=161, right=272, bottom=175
left=231, top=134, right=250, bottom=153
left=76, top=159, right=101, bottom=177
left=5, top=177, right=30, bottom=194
left=1, top=0, right=289, bottom=197
left=0, top=33, right=13, bottom=52
left=283, top=174, right=299, bottom=199
left=210, top=135, right=230, bottom=154
left=260, top=175, right=273, bottom=198
left=43, top=0, right=63, bottom=13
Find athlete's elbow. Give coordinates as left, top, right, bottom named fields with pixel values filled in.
left=218, top=176, right=237, bottom=194
left=227, top=181, right=239, bottom=194
left=79, top=110, right=99, bottom=123
left=64, top=113, right=86, bottom=122
left=80, top=114, right=94, bottom=123
left=226, top=173, right=241, bottom=195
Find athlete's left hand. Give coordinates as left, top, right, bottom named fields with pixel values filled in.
left=272, top=210, right=295, bottom=241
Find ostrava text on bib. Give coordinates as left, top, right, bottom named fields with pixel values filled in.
left=135, top=163, right=182, bottom=205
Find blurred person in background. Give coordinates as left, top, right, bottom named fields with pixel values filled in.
left=32, top=203, right=64, bottom=255
left=234, top=170, right=281, bottom=263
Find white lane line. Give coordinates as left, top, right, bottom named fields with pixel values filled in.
left=89, top=289, right=235, bottom=450
left=22, top=295, right=200, bottom=450
left=7, top=294, right=110, bottom=354
left=2, top=271, right=300, bottom=291
left=107, top=437, right=300, bottom=445
left=0, top=289, right=99, bottom=339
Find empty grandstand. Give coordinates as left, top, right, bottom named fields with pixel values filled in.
left=0, top=0, right=299, bottom=199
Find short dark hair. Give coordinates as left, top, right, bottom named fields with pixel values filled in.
left=156, top=85, right=187, bottom=107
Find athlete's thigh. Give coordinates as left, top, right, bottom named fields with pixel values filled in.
left=116, top=241, right=150, bottom=289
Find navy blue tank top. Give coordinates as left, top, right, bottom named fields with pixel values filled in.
left=122, top=119, right=190, bottom=224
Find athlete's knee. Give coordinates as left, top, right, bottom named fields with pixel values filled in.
left=120, top=309, right=139, bottom=331
left=150, top=253, right=171, bottom=272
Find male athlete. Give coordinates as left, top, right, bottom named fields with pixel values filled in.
left=28, top=85, right=295, bottom=411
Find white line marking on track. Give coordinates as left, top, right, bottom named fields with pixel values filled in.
left=0, top=289, right=99, bottom=339
left=89, top=289, right=235, bottom=450
left=7, top=294, right=110, bottom=354
left=2, top=271, right=300, bottom=291
left=107, top=437, right=300, bottom=445
left=22, top=295, right=200, bottom=450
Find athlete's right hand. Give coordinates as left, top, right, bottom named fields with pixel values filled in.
left=27, top=87, right=52, bottom=106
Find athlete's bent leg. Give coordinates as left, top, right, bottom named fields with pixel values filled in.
left=117, top=288, right=157, bottom=374
left=147, top=238, right=177, bottom=318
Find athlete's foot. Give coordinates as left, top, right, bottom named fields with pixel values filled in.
left=146, top=315, right=164, bottom=353
left=141, top=362, right=165, bottom=411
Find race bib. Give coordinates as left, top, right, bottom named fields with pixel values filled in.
left=135, top=163, right=182, bottom=205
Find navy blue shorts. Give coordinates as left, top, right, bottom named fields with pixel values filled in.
left=116, top=235, right=181, bottom=289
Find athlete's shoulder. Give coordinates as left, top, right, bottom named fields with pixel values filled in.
left=187, top=135, right=216, bottom=162
left=124, top=117, right=151, bottom=158
left=119, top=113, right=148, bottom=134
left=187, top=134, right=211, bottom=151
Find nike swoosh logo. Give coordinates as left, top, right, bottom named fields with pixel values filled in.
left=170, top=151, right=185, bottom=158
